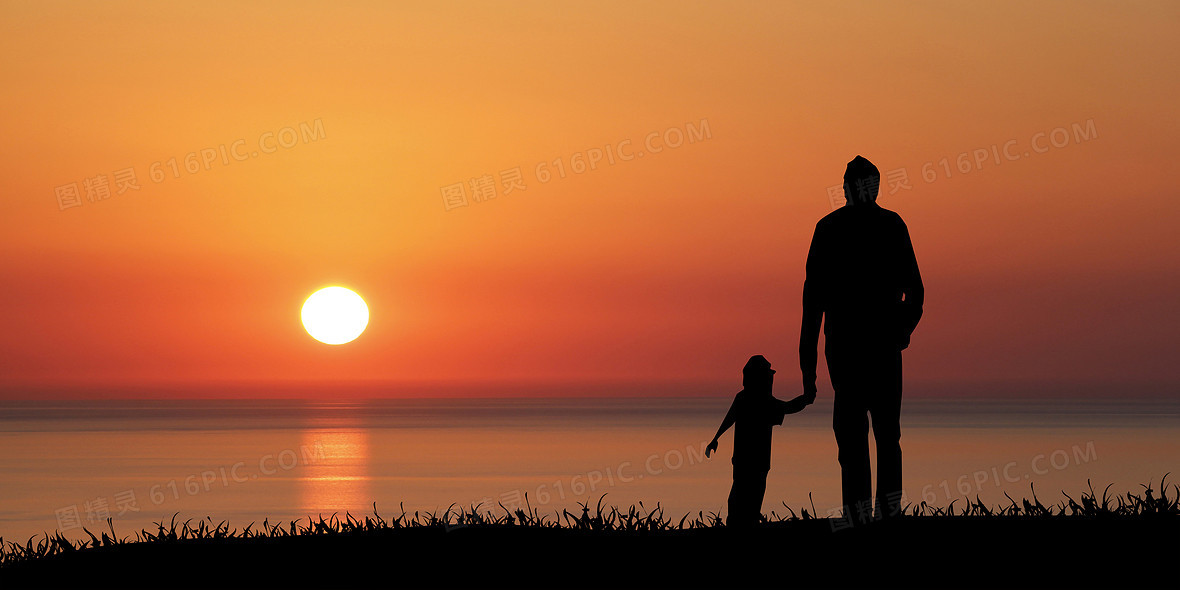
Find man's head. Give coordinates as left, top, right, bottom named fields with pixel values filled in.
left=842, top=155, right=880, bottom=205
left=742, top=355, right=775, bottom=392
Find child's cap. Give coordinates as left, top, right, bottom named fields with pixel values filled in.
left=743, top=355, right=773, bottom=374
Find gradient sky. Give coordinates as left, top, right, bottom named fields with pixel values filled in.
left=2, top=1, right=1177, bottom=398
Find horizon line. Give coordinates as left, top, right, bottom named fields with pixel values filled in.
left=0, top=377, right=1176, bottom=401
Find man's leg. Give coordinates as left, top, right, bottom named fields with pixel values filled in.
left=870, top=351, right=904, bottom=519
left=830, top=376, right=871, bottom=522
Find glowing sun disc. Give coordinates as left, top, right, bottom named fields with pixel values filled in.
left=301, top=286, right=369, bottom=345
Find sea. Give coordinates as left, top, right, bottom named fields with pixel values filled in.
left=1, top=396, right=1177, bottom=543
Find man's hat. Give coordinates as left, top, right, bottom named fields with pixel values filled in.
left=743, top=355, right=773, bottom=374
left=843, top=155, right=879, bottom=181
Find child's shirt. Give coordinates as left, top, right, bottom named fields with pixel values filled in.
left=726, top=390, right=808, bottom=472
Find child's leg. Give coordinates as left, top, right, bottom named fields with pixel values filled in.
left=750, top=470, right=767, bottom=521
left=727, top=467, right=768, bottom=527
left=726, top=474, right=748, bottom=526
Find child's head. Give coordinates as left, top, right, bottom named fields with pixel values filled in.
left=742, top=355, right=775, bottom=392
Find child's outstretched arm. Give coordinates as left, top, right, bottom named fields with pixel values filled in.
left=779, top=393, right=811, bottom=416
left=705, top=396, right=738, bottom=458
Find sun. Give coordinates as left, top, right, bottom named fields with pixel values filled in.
left=301, top=286, right=369, bottom=345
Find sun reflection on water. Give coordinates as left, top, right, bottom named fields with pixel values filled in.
left=299, top=422, right=371, bottom=515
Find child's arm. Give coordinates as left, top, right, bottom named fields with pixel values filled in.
left=779, top=394, right=811, bottom=416
left=705, top=396, right=739, bottom=458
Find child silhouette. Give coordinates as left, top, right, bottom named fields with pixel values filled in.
left=705, top=355, right=812, bottom=527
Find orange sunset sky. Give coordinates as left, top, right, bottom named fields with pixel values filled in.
left=1, top=1, right=1177, bottom=398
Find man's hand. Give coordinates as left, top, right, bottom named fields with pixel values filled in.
left=803, top=381, right=817, bottom=405
left=705, top=439, right=719, bottom=458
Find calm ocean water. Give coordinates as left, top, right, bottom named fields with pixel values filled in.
left=1, top=396, right=1177, bottom=543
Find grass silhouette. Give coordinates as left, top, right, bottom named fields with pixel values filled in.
left=1, top=477, right=1176, bottom=588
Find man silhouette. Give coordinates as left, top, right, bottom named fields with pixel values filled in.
left=799, top=155, right=923, bottom=522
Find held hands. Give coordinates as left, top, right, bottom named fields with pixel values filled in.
left=705, top=438, right=719, bottom=458
left=803, top=381, right=818, bottom=406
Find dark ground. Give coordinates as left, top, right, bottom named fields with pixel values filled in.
left=1, top=517, right=1174, bottom=589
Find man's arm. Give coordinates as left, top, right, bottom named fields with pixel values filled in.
left=898, top=221, right=923, bottom=349
left=705, top=395, right=739, bottom=458
left=799, top=223, right=825, bottom=401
